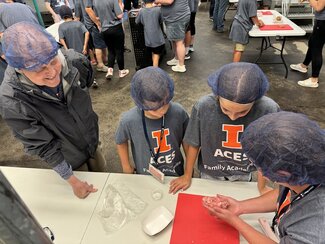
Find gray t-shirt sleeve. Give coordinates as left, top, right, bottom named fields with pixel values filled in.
left=81, top=23, right=88, bottom=33
left=86, top=0, right=93, bottom=8
left=183, top=102, right=201, bottom=147
left=115, top=114, right=130, bottom=145
left=58, top=25, right=64, bottom=39
left=135, top=11, right=142, bottom=24
left=113, top=0, right=123, bottom=17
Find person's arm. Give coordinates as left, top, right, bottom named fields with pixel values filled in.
left=114, top=0, right=124, bottom=19
left=85, top=7, right=101, bottom=29
left=59, top=38, right=68, bottom=49
left=45, top=2, right=60, bottom=23
left=203, top=192, right=279, bottom=244
left=251, top=16, right=264, bottom=27
left=309, top=0, right=325, bottom=12
left=155, top=0, right=174, bottom=5
left=117, top=142, right=135, bottom=173
left=257, top=171, right=273, bottom=195
left=169, top=145, right=199, bottom=194
left=83, top=31, right=90, bottom=55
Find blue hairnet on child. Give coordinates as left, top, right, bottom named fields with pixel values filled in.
left=207, top=62, right=269, bottom=104
left=2, top=21, right=58, bottom=71
left=241, top=111, right=325, bottom=185
left=131, top=67, right=174, bottom=111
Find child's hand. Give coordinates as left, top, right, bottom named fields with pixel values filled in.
left=169, top=175, right=191, bottom=194
left=258, top=19, right=265, bottom=27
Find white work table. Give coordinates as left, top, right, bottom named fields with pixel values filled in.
left=0, top=166, right=109, bottom=244
left=249, top=10, right=306, bottom=78
left=82, top=173, right=274, bottom=244
left=0, top=167, right=274, bottom=244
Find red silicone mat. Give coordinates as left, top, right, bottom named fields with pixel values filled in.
left=170, top=193, right=239, bottom=244
left=261, top=11, right=273, bottom=15
left=260, top=24, right=293, bottom=31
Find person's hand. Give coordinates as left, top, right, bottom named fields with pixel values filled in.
left=169, top=175, right=191, bottom=194
left=82, top=48, right=88, bottom=55
left=203, top=194, right=242, bottom=216
left=202, top=194, right=242, bottom=225
left=67, top=175, right=98, bottom=199
left=258, top=19, right=265, bottom=27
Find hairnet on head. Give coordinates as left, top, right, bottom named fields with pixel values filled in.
left=207, top=62, right=269, bottom=104
left=131, top=67, right=174, bottom=110
left=241, top=111, right=325, bottom=185
left=2, top=21, right=58, bottom=71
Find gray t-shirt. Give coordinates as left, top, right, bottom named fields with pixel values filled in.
left=315, top=8, right=325, bottom=20
left=229, top=0, right=257, bottom=44
left=188, top=0, right=199, bottom=13
left=135, top=7, right=165, bottom=48
left=160, top=0, right=190, bottom=24
left=115, top=102, right=189, bottom=176
left=277, top=185, right=325, bottom=243
left=74, top=0, right=95, bottom=29
left=59, top=20, right=88, bottom=53
left=45, top=0, right=66, bottom=13
left=0, top=3, right=38, bottom=33
left=88, top=0, right=122, bottom=32
left=184, top=94, right=280, bottom=179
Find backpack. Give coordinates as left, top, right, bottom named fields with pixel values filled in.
left=61, top=48, right=94, bottom=88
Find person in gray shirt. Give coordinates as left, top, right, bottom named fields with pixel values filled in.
left=58, top=6, right=89, bottom=54
left=115, top=67, right=189, bottom=194
left=171, top=63, right=280, bottom=195
left=155, top=0, right=190, bottom=73
left=135, top=0, right=165, bottom=67
left=203, top=111, right=325, bottom=244
left=0, top=1, right=39, bottom=57
left=229, top=0, right=264, bottom=62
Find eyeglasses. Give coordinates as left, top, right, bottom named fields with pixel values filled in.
left=43, top=226, right=55, bottom=241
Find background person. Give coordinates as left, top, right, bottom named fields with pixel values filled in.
left=0, top=22, right=106, bottom=199
left=290, top=0, right=325, bottom=88
left=203, top=111, right=325, bottom=243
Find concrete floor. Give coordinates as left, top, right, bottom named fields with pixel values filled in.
left=0, top=8, right=324, bottom=174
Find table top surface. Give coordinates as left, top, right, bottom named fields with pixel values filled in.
left=0, top=167, right=274, bottom=244
left=249, top=10, right=306, bottom=37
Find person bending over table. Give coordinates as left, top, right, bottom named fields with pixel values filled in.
left=290, top=0, right=325, bottom=88
left=0, top=22, right=107, bottom=199
left=204, top=111, right=325, bottom=243
left=169, top=62, right=280, bottom=194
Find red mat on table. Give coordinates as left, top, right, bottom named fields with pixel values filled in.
left=260, top=24, right=293, bottom=30
left=170, top=193, right=239, bottom=244
left=261, top=11, right=273, bottom=15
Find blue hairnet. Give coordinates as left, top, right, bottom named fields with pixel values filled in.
left=131, top=67, right=174, bottom=110
left=2, top=21, right=58, bottom=71
left=207, top=62, right=269, bottom=104
left=241, top=111, right=325, bottom=185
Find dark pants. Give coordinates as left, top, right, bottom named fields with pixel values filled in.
left=213, top=0, right=229, bottom=30
left=190, top=12, right=196, bottom=36
left=303, top=19, right=325, bottom=78
left=102, top=24, right=125, bottom=70
left=210, top=0, right=215, bottom=18
left=124, top=0, right=138, bottom=11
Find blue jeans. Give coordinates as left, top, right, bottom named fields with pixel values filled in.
left=213, top=0, right=228, bottom=30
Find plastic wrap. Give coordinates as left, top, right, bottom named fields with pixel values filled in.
left=98, top=183, right=147, bottom=234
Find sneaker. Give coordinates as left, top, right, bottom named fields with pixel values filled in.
left=189, top=46, right=194, bottom=52
left=167, top=58, right=178, bottom=66
left=297, top=78, right=319, bottom=88
left=171, top=64, right=186, bottom=73
left=185, top=53, right=191, bottom=60
left=105, top=68, right=113, bottom=80
left=119, top=69, right=129, bottom=78
left=216, top=28, right=227, bottom=33
left=92, top=80, right=98, bottom=88
left=290, top=63, right=308, bottom=73
left=96, top=65, right=108, bottom=72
